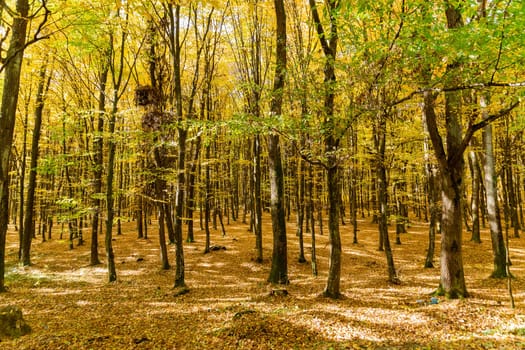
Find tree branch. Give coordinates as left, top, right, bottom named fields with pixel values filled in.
left=450, top=99, right=521, bottom=165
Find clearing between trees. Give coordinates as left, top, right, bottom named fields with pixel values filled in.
left=1, top=216, right=525, bottom=349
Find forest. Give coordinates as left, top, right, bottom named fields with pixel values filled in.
left=0, top=0, right=525, bottom=348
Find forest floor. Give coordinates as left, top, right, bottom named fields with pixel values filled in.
left=1, top=214, right=525, bottom=349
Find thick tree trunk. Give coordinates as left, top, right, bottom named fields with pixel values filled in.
left=424, top=87, right=468, bottom=298
left=267, top=135, right=288, bottom=284
left=437, top=168, right=468, bottom=298
left=0, top=0, right=30, bottom=292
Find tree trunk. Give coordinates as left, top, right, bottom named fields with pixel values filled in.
left=468, top=150, right=481, bottom=243
left=423, top=111, right=439, bottom=269
left=482, top=95, right=507, bottom=278
left=424, top=87, right=468, bottom=298
left=295, top=159, right=306, bottom=263
left=105, top=94, right=119, bottom=283
left=169, top=4, right=186, bottom=289
left=186, top=134, right=201, bottom=243
left=376, top=115, right=398, bottom=283
left=267, top=0, right=288, bottom=285
left=157, top=204, right=170, bottom=270
left=0, top=0, right=30, bottom=292
left=253, top=136, right=263, bottom=263
left=90, top=56, right=109, bottom=266
left=309, top=0, right=341, bottom=298
left=173, top=126, right=187, bottom=288
left=308, top=165, right=318, bottom=276
left=21, top=62, right=49, bottom=266
left=422, top=5, right=471, bottom=299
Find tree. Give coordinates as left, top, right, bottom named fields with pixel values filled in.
left=20, top=59, right=51, bottom=266
left=421, top=2, right=522, bottom=298
left=267, top=0, right=288, bottom=285
left=0, top=0, right=31, bottom=291
left=90, top=51, right=110, bottom=266
left=481, top=95, right=507, bottom=278
left=167, top=3, right=187, bottom=289
left=308, top=0, right=342, bottom=299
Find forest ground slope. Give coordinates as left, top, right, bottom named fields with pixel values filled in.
left=1, top=214, right=525, bottom=349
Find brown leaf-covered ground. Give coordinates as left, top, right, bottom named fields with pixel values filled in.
left=2, top=214, right=525, bottom=349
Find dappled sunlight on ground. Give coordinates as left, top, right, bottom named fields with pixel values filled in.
left=1, top=216, right=525, bottom=349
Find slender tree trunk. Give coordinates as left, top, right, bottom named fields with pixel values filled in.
left=309, top=0, right=341, bottom=298
left=502, top=119, right=520, bottom=238
left=105, top=106, right=117, bottom=282
left=104, top=18, right=129, bottom=282
left=482, top=95, right=507, bottom=278
left=376, top=115, right=398, bottom=283
left=308, top=165, right=318, bottom=276
left=253, top=135, right=263, bottom=263
left=468, top=150, right=481, bottom=243
left=186, top=134, right=201, bottom=243
left=296, top=159, right=306, bottom=263
left=349, top=127, right=359, bottom=244
left=267, top=0, right=288, bottom=285
left=21, top=62, right=49, bottom=266
left=157, top=203, right=170, bottom=270
left=204, top=144, right=211, bottom=254
left=90, top=56, right=109, bottom=266
left=170, top=4, right=186, bottom=289
left=18, top=108, right=28, bottom=259
left=423, top=112, right=439, bottom=269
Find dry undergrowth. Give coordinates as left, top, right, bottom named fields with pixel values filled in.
left=1, top=214, right=525, bottom=349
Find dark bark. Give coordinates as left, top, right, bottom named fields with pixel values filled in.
left=90, top=55, right=109, bottom=266
left=204, top=145, right=211, bottom=254
left=168, top=4, right=186, bottom=289
left=309, top=0, right=342, bottom=299
left=105, top=105, right=118, bottom=283
left=375, top=113, right=398, bottom=283
left=18, top=106, right=28, bottom=259
left=295, top=159, right=306, bottom=263
left=267, top=0, right=288, bottom=285
left=423, top=117, right=439, bottom=269
left=157, top=204, right=170, bottom=270
left=186, top=135, right=201, bottom=243
left=468, top=150, right=481, bottom=243
left=21, top=61, right=49, bottom=266
left=0, top=0, right=30, bottom=292
left=253, top=136, right=263, bottom=263
left=308, top=165, right=318, bottom=276
left=104, top=15, right=129, bottom=282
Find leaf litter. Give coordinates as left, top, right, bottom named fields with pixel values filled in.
left=1, top=216, right=525, bottom=349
